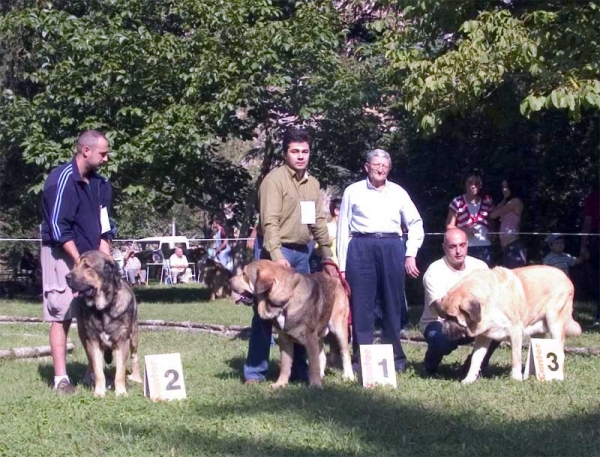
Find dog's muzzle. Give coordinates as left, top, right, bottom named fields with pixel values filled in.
left=232, top=291, right=254, bottom=306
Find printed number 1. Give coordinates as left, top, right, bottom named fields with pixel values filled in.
left=546, top=352, right=559, bottom=372
left=165, top=369, right=181, bottom=390
left=378, top=359, right=389, bottom=378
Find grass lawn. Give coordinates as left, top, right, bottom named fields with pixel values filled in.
left=0, top=286, right=599, bottom=457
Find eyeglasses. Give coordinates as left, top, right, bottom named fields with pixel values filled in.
left=368, top=162, right=389, bottom=170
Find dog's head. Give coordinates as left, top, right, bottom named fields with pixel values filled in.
left=437, top=274, right=486, bottom=340
left=228, top=260, right=293, bottom=319
left=66, top=250, right=121, bottom=310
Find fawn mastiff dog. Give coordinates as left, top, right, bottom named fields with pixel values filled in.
left=436, top=265, right=582, bottom=384
left=66, top=251, right=142, bottom=397
left=229, top=260, right=354, bottom=388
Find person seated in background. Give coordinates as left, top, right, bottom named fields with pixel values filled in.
left=169, top=247, right=192, bottom=284
left=124, top=249, right=146, bottom=285
left=543, top=233, right=587, bottom=278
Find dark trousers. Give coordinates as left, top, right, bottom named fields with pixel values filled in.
left=502, top=239, right=527, bottom=268
left=468, top=245, right=493, bottom=267
left=346, top=237, right=407, bottom=371
left=243, top=237, right=310, bottom=382
left=423, top=321, right=474, bottom=373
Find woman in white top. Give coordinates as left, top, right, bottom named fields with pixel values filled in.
left=446, top=168, right=494, bottom=266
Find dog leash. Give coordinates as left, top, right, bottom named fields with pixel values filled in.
left=321, top=260, right=351, bottom=298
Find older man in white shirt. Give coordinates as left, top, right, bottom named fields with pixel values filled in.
left=337, top=149, right=424, bottom=373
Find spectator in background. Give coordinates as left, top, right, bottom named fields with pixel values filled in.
left=211, top=217, right=233, bottom=271
left=169, top=247, right=192, bottom=283
left=489, top=177, right=526, bottom=268
left=579, top=186, right=600, bottom=326
left=543, top=234, right=587, bottom=278
left=124, top=250, right=146, bottom=285
left=446, top=168, right=494, bottom=266
left=327, top=198, right=342, bottom=265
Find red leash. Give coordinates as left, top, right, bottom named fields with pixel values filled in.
left=322, top=260, right=353, bottom=326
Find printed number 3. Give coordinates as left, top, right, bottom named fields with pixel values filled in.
left=165, top=369, right=181, bottom=390
left=546, top=352, right=559, bottom=372
left=378, top=359, right=389, bottom=378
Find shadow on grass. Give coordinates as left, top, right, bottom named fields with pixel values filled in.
left=134, top=286, right=212, bottom=303
left=101, top=383, right=600, bottom=457
left=37, top=361, right=89, bottom=387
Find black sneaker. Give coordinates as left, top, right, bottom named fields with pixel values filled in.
left=55, top=379, right=76, bottom=395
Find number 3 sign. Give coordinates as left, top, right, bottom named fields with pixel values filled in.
left=524, top=338, right=565, bottom=382
left=144, top=353, right=187, bottom=401
left=359, top=344, right=397, bottom=388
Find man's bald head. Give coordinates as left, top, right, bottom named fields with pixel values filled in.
left=76, top=130, right=108, bottom=155
left=443, top=228, right=468, bottom=270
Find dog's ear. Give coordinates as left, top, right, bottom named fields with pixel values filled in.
left=432, top=299, right=446, bottom=318
left=255, top=267, right=275, bottom=294
left=103, top=259, right=121, bottom=284
left=461, top=299, right=482, bottom=324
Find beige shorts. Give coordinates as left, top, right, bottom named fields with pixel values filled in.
left=41, top=245, right=79, bottom=322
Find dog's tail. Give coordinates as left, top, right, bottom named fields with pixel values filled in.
left=566, top=319, right=582, bottom=337
left=104, top=349, right=113, bottom=365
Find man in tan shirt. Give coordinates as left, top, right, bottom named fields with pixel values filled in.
left=244, top=128, right=335, bottom=384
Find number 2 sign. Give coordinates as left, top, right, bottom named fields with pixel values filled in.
left=144, top=353, right=187, bottom=401
left=359, top=344, right=397, bottom=389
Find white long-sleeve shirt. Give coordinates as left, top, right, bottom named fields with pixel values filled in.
left=336, top=178, right=424, bottom=271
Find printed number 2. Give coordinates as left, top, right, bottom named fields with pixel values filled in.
left=546, top=352, right=559, bottom=372
left=165, top=369, right=181, bottom=390
left=378, top=359, right=389, bottom=378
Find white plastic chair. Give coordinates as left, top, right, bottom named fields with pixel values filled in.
left=160, top=260, right=172, bottom=284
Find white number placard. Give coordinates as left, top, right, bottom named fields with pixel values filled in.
left=524, top=338, right=565, bottom=382
left=359, top=344, right=397, bottom=388
left=144, top=353, right=187, bottom=401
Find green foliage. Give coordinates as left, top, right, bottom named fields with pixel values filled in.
left=376, top=2, right=600, bottom=133
left=0, top=0, right=352, bottom=229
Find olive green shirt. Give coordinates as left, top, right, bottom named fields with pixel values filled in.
left=258, top=164, right=333, bottom=262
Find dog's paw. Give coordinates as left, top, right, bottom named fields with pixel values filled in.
left=510, top=370, right=523, bottom=381
left=115, top=387, right=128, bottom=397
left=308, top=382, right=324, bottom=389
left=127, top=374, right=143, bottom=384
left=94, top=388, right=106, bottom=398
left=461, top=375, right=478, bottom=385
left=269, top=381, right=288, bottom=389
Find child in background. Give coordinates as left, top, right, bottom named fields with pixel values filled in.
left=543, top=233, right=587, bottom=277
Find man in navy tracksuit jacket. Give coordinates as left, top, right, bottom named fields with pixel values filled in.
left=40, top=130, right=113, bottom=393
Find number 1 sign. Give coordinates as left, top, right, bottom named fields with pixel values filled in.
left=144, top=353, right=187, bottom=401
left=359, top=344, right=397, bottom=388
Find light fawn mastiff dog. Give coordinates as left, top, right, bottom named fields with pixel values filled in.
left=66, top=251, right=142, bottom=397
left=436, top=265, right=581, bottom=384
left=229, top=260, right=354, bottom=388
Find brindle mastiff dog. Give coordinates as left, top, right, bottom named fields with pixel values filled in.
left=66, top=251, right=142, bottom=397
left=230, top=260, right=354, bottom=388
left=198, top=258, right=232, bottom=301
left=436, top=265, right=582, bottom=384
